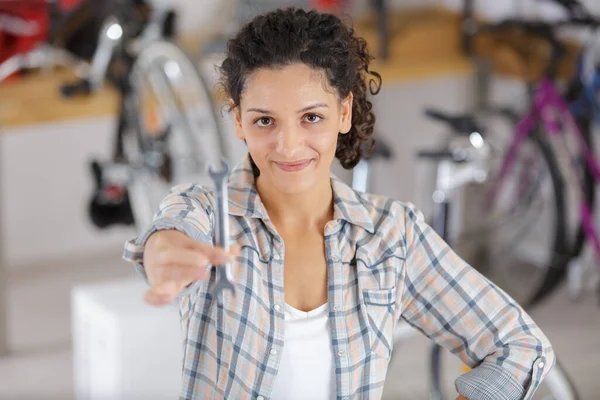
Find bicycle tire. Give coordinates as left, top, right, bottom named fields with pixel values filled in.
left=541, top=359, right=581, bottom=400
left=570, top=112, right=596, bottom=261
left=460, top=121, right=569, bottom=309
left=122, top=40, right=226, bottom=230
left=530, top=106, right=597, bottom=305
left=132, top=40, right=227, bottom=172
left=563, top=62, right=598, bottom=264
left=524, top=130, right=571, bottom=308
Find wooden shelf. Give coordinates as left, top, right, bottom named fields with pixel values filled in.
left=0, top=7, right=581, bottom=129
left=0, top=69, right=120, bottom=129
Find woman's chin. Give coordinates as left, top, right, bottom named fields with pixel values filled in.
left=271, top=176, right=315, bottom=194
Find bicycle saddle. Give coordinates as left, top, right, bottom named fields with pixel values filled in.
left=424, top=108, right=485, bottom=136
left=363, top=135, right=394, bottom=161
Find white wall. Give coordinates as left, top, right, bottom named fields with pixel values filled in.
left=0, top=118, right=135, bottom=267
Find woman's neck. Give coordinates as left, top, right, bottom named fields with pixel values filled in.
left=256, top=175, right=334, bottom=231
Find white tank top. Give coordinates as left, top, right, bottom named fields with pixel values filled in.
left=270, top=302, right=336, bottom=400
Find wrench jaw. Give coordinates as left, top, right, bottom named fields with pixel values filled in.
left=214, top=261, right=236, bottom=306
left=213, top=275, right=236, bottom=306
left=207, top=159, right=231, bottom=180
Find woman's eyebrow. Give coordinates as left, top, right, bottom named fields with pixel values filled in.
left=298, top=103, right=328, bottom=113
left=246, top=107, right=272, bottom=114
left=245, top=103, right=329, bottom=114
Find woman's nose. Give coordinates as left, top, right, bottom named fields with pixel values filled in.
left=276, top=125, right=303, bottom=158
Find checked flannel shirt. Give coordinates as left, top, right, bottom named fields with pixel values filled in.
left=123, top=154, right=554, bottom=400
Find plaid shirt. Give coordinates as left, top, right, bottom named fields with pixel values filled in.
left=123, top=154, right=554, bottom=400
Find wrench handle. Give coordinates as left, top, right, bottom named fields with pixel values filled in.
left=208, top=159, right=231, bottom=252
left=214, top=182, right=230, bottom=252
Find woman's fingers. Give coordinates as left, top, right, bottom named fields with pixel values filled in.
left=159, top=264, right=210, bottom=282
left=154, top=246, right=239, bottom=282
left=144, top=234, right=242, bottom=306
left=191, top=242, right=240, bottom=265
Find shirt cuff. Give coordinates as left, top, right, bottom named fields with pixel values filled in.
left=455, top=361, right=526, bottom=400
left=122, top=216, right=212, bottom=298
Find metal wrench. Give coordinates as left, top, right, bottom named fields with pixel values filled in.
left=208, top=159, right=236, bottom=305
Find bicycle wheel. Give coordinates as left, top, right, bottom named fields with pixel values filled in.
left=570, top=106, right=596, bottom=262
left=564, top=61, right=598, bottom=264
left=458, top=116, right=569, bottom=309
left=429, top=345, right=580, bottom=399
left=123, top=40, right=226, bottom=230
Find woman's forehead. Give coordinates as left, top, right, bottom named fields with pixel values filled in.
left=240, top=64, right=337, bottom=106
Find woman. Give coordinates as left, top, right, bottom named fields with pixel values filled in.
left=123, top=7, right=554, bottom=400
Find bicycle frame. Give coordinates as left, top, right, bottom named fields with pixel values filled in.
left=488, top=77, right=600, bottom=264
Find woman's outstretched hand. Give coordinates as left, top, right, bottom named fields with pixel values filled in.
left=142, top=230, right=239, bottom=306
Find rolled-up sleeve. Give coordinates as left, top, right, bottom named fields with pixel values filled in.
left=122, top=183, right=214, bottom=297
left=399, top=203, right=555, bottom=400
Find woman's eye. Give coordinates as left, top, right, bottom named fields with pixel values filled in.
left=255, top=117, right=272, bottom=127
left=304, top=113, right=323, bottom=123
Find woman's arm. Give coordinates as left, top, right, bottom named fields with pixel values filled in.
left=398, top=203, right=555, bottom=400
left=123, top=183, right=215, bottom=299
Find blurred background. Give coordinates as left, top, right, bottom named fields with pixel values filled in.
left=0, top=0, right=599, bottom=399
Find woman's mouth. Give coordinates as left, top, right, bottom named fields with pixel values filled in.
left=274, top=159, right=312, bottom=172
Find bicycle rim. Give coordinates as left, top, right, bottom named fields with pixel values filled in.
left=130, top=40, right=225, bottom=185
left=535, top=359, right=580, bottom=400
left=461, top=130, right=568, bottom=308
left=121, top=41, right=226, bottom=231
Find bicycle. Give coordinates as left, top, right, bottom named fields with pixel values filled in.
left=348, top=130, right=579, bottom=399
left=0, top=0, right=227, bottom=233
left=415, top=109, right=579, bottom=400
left=453, top=0, right=600, bottom=309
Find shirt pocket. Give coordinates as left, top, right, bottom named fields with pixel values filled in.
left=362, top=287, right=397, bottom=360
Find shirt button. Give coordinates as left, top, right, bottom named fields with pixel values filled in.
left=333, top=304, right=341, bottom=312
left=270, top=348, right=278, bottom=356
left=257, top=396, right=265, bottom=400
left=331, top=254, right=340, bottom=262
left=337, top=349, right=345, bottom=357
left=538, top=361, right=545, bottom=369
left=273, top=304, right=281, bottom=312
left=273, top=253, right=281, bottom=261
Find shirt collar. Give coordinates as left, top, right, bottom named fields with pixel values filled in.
left=227, top=154, right=375, bottom=233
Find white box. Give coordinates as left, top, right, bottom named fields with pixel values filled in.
left=72, top=278, right=182, bottom=400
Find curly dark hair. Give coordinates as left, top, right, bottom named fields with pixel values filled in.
left=219, top=7, right=382, bottom=170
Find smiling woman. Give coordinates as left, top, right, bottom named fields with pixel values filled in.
left=123, top=7, right=555, bottom=400
left=219, top=7, right=381, bottom=171
left=232, top=64, right=354, bottom=195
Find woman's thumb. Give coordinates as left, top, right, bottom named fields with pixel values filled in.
left=144, top=281, right=179, bottom=306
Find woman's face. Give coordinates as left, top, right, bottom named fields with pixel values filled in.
left=233, top=63, right=352, bottom=194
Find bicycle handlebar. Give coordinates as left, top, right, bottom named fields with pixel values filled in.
left=60, top=79, right=92, bottom=98
left=416, top=149, right=470, bottom=163
left=424, top=108, right=485, bottom=136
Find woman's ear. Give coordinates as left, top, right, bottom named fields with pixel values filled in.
left=232, top=103, right=245, bottom=140
left=339, top=92, right=353, bottom=134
